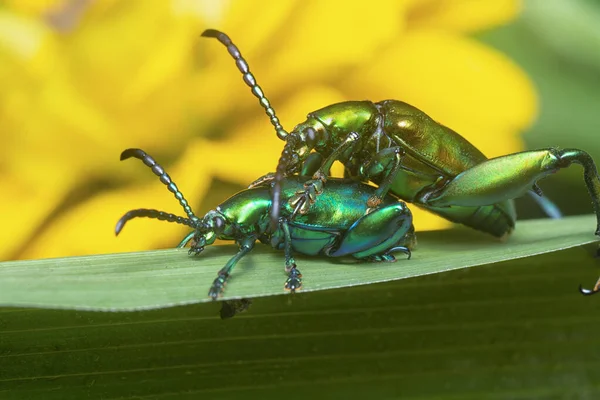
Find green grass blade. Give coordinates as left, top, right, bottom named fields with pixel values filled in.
left=0, top=215, right=598, bottom=310
left=1, top=244, right=600, bottom=399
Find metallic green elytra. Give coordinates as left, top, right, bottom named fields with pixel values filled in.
left=202, top=29, right=600, bottom=294
left=115, top=149, right=415, bottom=300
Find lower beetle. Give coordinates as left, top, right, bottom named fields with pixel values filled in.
left=115, top=149, right=414, bottom=299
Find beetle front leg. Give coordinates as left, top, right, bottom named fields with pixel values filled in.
left=208, top=236, right=256, bottom=300
left=326, top=202, right=414, bottom=261
left=279, top=218, right=302, bottom=292
left=177, top=231, right=196, bottom=248
left=360, top=147, right=405, bottom=208
left=289, top=132, right=361, bottom=216
left=249, top=154, right=329, bottom=189
left=419, top=148, right=600, bottom=236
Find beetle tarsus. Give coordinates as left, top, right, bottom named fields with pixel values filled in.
left=579, top=271, right=600, bottom=296
left=367, top=195, right=383, bottom=208
left=288, top=179, right=322, bottom=215
left=209, top=271, right=229, bottom=300
left=531, top=183, right=543, bottom=197
left=285, top=265, right=303, bottom=292
left=579, top=284, right=600, bottom=296
left=387, top=246, right=411, bottom=260
left=188, top=245, right=204, bottom=256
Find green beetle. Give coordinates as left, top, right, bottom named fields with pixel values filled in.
left=115, top=149, right=415, bottom=299
left=202, top=29, right=600, bottom=244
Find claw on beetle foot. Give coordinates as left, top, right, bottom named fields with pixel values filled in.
left=285, top=264, right=303, bottom=292
left=367, top=195, right=383, bottom=208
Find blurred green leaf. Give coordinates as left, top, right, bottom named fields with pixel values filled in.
left=524, top=0, right=600, bottom=70
left=478, top=0, right=600, bottom=218
left=1, top=240, right=600, bottom=399
left=479, top=1, right=600, bottom=158
left=0, top=215, right=597, bottom=310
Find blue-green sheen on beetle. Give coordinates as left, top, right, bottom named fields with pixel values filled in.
left=115, top=149, right=415, bottom=299
left=202, top=29, right=600, bottom=295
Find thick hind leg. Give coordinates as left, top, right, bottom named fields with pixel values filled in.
left=326, top=202, right=414, bottom=261
left=420, top=148, right=600, bottom=235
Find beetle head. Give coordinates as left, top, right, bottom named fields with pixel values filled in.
left=286, top=119, right=328, bottom=171
left=189, top=210, right=228, bottom=253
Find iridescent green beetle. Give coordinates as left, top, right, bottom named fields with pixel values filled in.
left=202, top=30, right=600, bottom=272
left=116, top=149, right=415, bottom=299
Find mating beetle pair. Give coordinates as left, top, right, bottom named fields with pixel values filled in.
left=116, top=29, right=600, bottom=298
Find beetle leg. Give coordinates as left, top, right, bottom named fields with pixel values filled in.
left=177, top=231, right=196, bottom=248
left=279, top=218, right=302, bottom=292
left=288, top=132, right=361, bottom=215
left=299, top=152, right=326, bottom=176
left=360, top=147, right=405, bottom=209
left=526, top=191, right=562, bottom=219
left=579, top=277, right=600, bottom=296
left=326, top=202, right=414, bottom=260
left=249, top=154, right=329, bottom=190
left=579, top=247, right=600, bottom=296
left=419, top=148, right=600, bottom=236
left=208, top=236, right=256, bottom=300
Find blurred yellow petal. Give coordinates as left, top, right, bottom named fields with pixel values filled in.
left=3, top=0, right=65, bottom=16
left=0, top=177, right=71, bottom=260
left=263, top=0, right=408, bottom=87
left=347, top=30, right=536, bottom=158
left=407, top=0, right=521, bottom=32
left=187, top=0, right=302, bottom=127
left=21, top=140, right=214, bottom=259
left=210, top=85, right=348, bottom=185
left=69, top=2, right=195, bottom=107
left=191, top=0, right=409, bottom=143
left=219, top=0, right=300, bottom=55
left=0, top=1, right=537, bottom=260
left=121, top=21, right=198, bottom=105
left=173, top=0, right=230, bottom=26
left=0, top=10, right=58, bottom=77
left=411, top=207, right=451, bottom=233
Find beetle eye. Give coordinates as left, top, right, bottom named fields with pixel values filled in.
left=305, top=127, right=317, bottom=148
left=212, top=216, right=225, bottom=234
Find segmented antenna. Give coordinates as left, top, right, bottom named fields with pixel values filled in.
left=120, top=148, right=199, bottom=224
left=270, top=134, right=300, bottom=230
left=115, top=209, right=197, bottom=236
left=201, top=29, right=288, bottom=140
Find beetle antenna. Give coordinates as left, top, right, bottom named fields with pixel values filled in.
left=120, top=148, right=199, bottom=224
left=115, top=208, right=197, bottom=236
left=201, top=29, right=288, bottom=140
left=270, top=134, right=300, bottom=230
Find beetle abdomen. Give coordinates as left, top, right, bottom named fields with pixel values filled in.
left=424, top=200, right=517, bottom=238
left=378, top=100, right=487, bottom=177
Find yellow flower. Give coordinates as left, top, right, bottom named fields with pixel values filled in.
left=0, top=0, right=536, bottom=260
